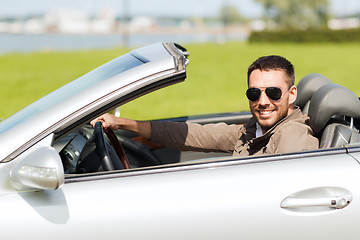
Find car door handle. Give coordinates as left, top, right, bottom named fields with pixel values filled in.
left=281, top=196, right=351, bottom=209
left=280, top=187, right=353, bottom=211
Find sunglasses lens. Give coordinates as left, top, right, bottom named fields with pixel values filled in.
left=246, top=88, right=261, bottom=101
left=265, top=87, right=282, bottom=101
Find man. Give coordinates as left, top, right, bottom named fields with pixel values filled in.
left=91, top=55, right=319, bottom=156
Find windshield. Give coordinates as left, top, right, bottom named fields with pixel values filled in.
left=0, top=53, right=145, bottom=134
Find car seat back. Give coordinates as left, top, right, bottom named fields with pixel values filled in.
left=295, top=73, right=332, bottom=114
left=308, top=83, right=360, bottom=148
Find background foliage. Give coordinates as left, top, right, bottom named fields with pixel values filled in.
left=1, top=41, right=360, bottom=120
left=255, top=0, right=330, bottom=30
left=249, top=29, right=360, bottom=42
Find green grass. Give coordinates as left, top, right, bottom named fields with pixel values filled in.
left=0, top=49, right=127, bottom=118
left=1, top=42, right=360, bottom=120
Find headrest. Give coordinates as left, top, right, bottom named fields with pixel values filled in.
left=295, top=73, right=332, bottom=109
left=308, top=83, right=360, bottom=134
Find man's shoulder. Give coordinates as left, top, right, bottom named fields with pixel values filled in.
left=289, top=107, right=309, bottom=121
left=275, top=119, right=312, bottom=136
left=280, top=108, right=310, bottom=127
left=276, top=109, right=312, bottom=134
left=271, top=109, right=319, bottom=152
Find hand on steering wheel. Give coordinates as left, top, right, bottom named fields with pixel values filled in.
left=94, top=121, right=130, bottom=170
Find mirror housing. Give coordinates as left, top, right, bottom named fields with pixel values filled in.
left=10, top=147, right=64, bottom=191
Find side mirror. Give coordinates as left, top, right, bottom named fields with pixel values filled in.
left=10, top=147, right=64, bottom=191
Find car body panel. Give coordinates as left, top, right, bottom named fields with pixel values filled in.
left=1, top=149, right=360, bottom=239
left=347, top=149, right=360, bottom=164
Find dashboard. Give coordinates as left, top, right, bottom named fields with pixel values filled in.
left=54, top=125, right=93, bottom=173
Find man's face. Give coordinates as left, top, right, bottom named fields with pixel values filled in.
left=248, top=69, right=297, bottom=133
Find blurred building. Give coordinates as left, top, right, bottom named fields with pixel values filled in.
left=328, top=18, right=360, bottom=29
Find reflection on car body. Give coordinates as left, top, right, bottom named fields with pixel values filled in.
left=0, top=42, right=360, bottom=240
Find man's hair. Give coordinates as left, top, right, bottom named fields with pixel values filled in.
left=247, top=55, right=295, bottom=87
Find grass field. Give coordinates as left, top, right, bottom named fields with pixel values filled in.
left=1, top=41, right=360, bottom=120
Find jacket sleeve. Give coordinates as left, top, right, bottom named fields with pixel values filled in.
left=150, top=121, right=244, bottom=153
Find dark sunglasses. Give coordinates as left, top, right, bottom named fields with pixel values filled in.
left=246, top=87, right=289, bottom=102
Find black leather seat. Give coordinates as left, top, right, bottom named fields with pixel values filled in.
left=308, top=83, right=360, bottom=148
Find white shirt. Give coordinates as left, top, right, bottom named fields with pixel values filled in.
left=256, top=122, right=263, bottom=138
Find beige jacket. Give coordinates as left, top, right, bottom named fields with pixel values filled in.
left=150, top=108, right=319, bottom=156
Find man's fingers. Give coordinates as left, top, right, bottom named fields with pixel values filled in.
left=90, top=117, right=104, bottom=127
left=90, top=114, right=116, bottom=129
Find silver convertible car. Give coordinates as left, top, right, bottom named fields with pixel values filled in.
left=1, top=42, right=360, bottom=239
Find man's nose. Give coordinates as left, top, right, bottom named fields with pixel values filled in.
left=258, top=90, right=270, bottom=105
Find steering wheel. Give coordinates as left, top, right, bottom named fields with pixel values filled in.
left=94, top=122, right=130, bottom=170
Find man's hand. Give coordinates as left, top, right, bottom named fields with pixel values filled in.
left=90, top=113, right=152, bottom=139
left=90, top=113, right=122, bottom=130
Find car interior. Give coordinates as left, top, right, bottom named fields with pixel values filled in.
left=54, top=73, right=360, bottom=175
left=54, top=111, right=251, bottom=174
left=296, top=73, right=360, bottom=148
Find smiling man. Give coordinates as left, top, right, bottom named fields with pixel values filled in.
left=92, top=55, right=319, bottom=156
left=248, top=64, right=297, bottom=134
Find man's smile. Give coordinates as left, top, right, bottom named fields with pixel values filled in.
left=258, top=109, right=274, bottom=118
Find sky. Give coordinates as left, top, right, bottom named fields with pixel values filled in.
left=1, top=0, right=360, bottom=18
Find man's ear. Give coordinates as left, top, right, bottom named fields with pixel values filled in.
left=288, top=85, right=297, bottom=105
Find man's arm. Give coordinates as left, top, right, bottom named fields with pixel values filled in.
left=151, top=121, right=244, bottom=153
left=90, top=113, right=152, bottom=139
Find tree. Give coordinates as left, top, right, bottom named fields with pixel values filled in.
left=255, top=0, right=330, bottom=30
left=218, top=5, right=244, bottom=26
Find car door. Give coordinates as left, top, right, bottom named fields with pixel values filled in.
left=1, top=148, right=358, bottom=239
